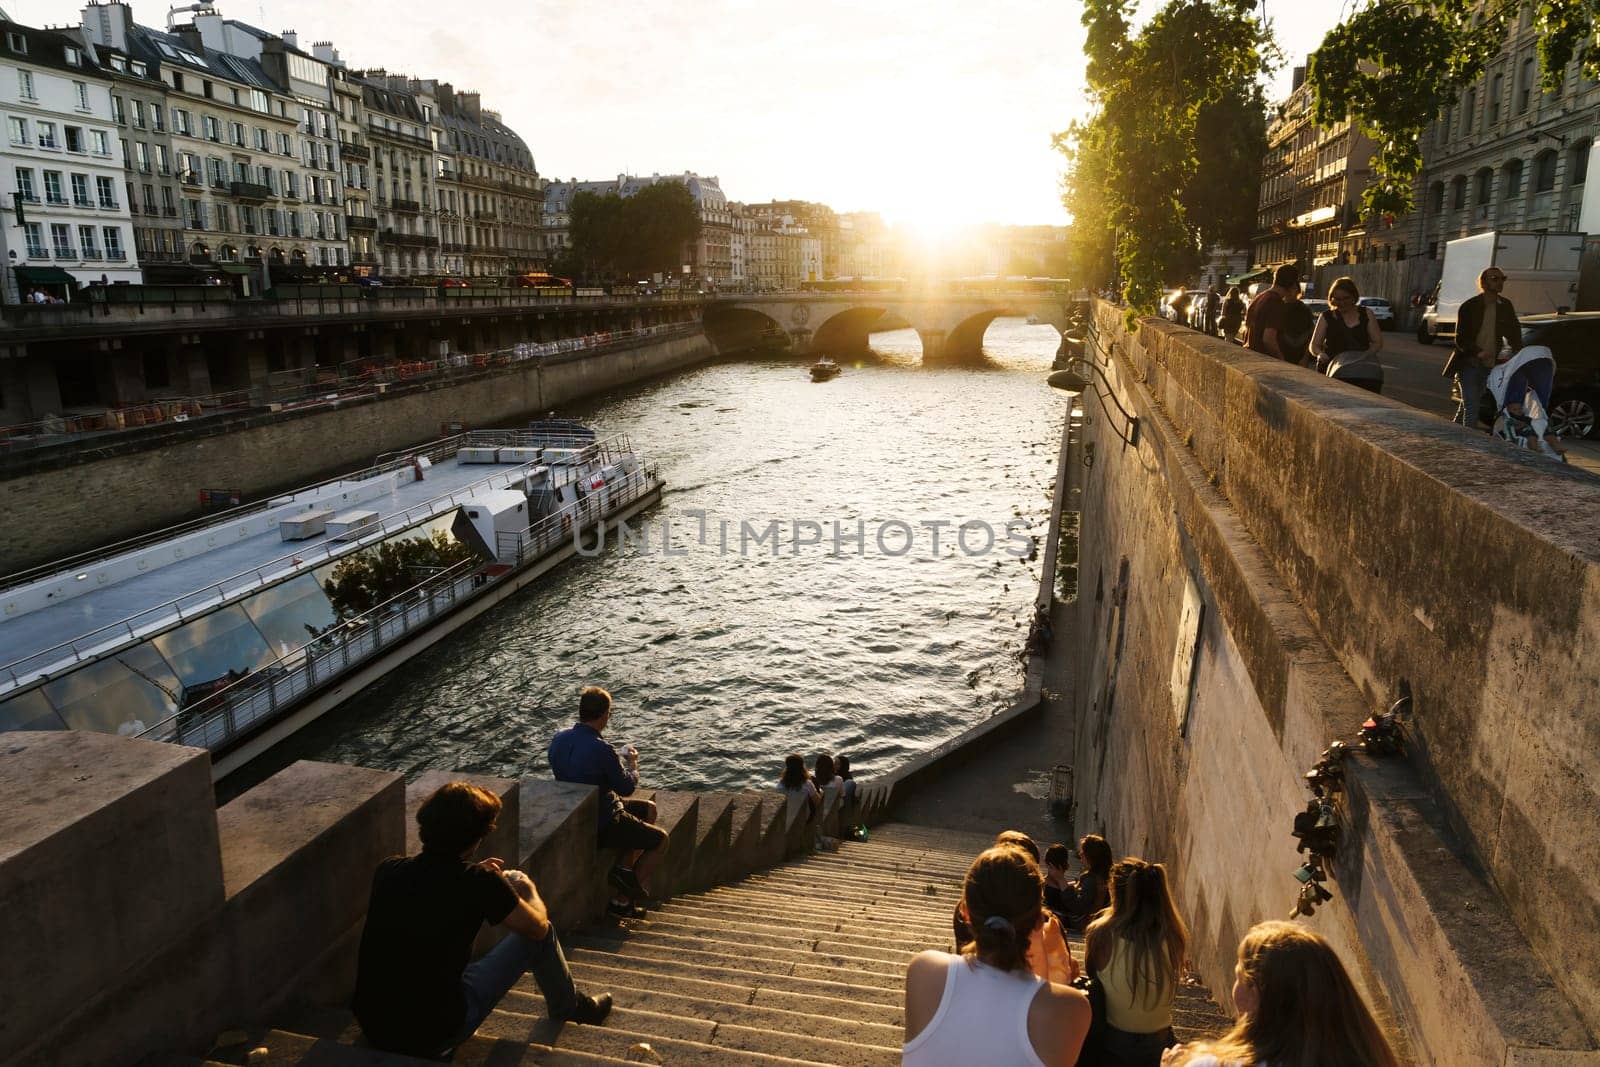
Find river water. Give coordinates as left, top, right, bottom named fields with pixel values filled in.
left=241, top=319, right=1065, bottom=794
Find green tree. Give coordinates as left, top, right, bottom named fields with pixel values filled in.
left=1059, top=0, right=1273, bottom=316
left=559, top=183, right=702, bottom=283
left=1311, top=0, right=1598, bottom=217
left=320, top=529, right=481, bottom=622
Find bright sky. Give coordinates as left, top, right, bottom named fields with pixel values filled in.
left=13, top=0, right=1351, bottom=228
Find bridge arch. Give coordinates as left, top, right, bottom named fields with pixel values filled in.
left=811, top=306, right=889, bottom=356
left=702, top=303, right=791, bottom=355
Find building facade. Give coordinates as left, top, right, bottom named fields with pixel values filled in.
left=0, top=19, right=139, bottom=297
left=429, top=83, right=541, bottom=279
left=358, top=72, right=441, bottom=277
left=544, top=172, right=732, bottom=287
left=1408, top=6, right=1598, bottom=260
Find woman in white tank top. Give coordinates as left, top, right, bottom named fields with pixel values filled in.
left=904, top=845, right=1090, bottom=1067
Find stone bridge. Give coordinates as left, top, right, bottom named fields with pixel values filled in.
left=705, top=291, right=1082, bottom=360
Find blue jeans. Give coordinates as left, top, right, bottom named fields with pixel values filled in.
left=1505, top=360, right=1554, bottom=413
left=1456, top=361, right=1488, bottom=427
left=448, top=926, right=579, bottom=1053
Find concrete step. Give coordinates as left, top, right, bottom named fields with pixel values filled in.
left=566, top=936, right=906, bottom=992
left=475, top=1004, right=863, bottom=1066
left=203, top=1022, right=636, bottom=1067
left=565, top=950, right=904, bottom=1015
left=562, top=957, right=902, bottom=1027
left=569, top=925, right=909, bottom=980
left=645, top=902, right=948, bottom=954
left=500, top=983, right=902, bottom=1053
left=668, top=888, right=956, bottom=935
left=692, top=884, right=958, bottom=927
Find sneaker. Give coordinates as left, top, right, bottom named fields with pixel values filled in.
left=567, top=992, right=613, bottom=1026
left=606, top=899, right=647, bottom=920
left=608, top=865, right=649, bottom=900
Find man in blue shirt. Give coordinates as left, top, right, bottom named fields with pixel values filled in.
left=548, top=686, right=667, bottom=919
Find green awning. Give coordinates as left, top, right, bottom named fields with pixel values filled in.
left=15, top=266, right=76, bottom=284
left=217, top=264, right=253, bottom=275
left=1225, top=268, right=1270, bottom=287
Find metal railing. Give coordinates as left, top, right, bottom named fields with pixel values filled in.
left=0, top=432, right=641, bottom=692
left=134, top=462, right=660, bottom=754
left=0, top=389, right=252, bottom=453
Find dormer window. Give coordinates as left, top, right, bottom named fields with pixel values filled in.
left=130, top=60, right=145, bottom=77
left=109, top=55, right=126, bottom=72
left=6, top=32, right=26, bottom=54
left=64, top=45, right=80, bottom=65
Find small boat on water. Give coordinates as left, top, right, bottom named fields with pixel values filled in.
left=0, top=422, right=662, bottom=780
left=810, top=357, right=842, bottom=382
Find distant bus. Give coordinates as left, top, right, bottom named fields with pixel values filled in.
left=800, top=278, right=907, bottom=293
left=510, top=272, right=574, bottom=289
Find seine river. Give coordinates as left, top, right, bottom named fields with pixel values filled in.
left=235, top=319, right=1064, bottom=795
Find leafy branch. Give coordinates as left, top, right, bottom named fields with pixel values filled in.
left=1310, top=0, right=1598, bottom=217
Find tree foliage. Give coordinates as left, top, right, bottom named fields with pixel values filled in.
left=320, top=529, right=481, bottom=622
left=555, top=182, right=703, bottom=283
left=1059, top=0, right=1272, bottom=315
left=1311, top=0, right=1599, bottom=218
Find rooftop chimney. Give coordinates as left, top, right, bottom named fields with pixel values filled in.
left=1291, top=64, right=1306, bottom=91
left=281, top=29, right=297, bottom=49
left=79, top=1, right=134, bottom=51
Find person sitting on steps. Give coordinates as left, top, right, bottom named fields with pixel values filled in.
left=351, top=781, right=612, bottom=1058
left=1047, top=834, right=1113, bottom=933
left=954, top=831, right=1080, bottom=986
left=547, top=686, right=668, bottom=920
left=904, top=845, right=1092, bottom=1066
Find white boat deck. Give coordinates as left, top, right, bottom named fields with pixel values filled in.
left=0, top=457, right=541, bottom=688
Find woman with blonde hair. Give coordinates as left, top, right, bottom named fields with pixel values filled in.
left=1163, top=921, right=1398, bottom=1067
left=905, top=846, right=1090, bottom=1066
left=1085, top=858, right=1189, bottom=1066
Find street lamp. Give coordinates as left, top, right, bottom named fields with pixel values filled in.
left=1048, top=358, right=1140, bottom=446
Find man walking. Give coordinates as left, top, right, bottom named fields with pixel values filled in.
left=1446, top=268, right=1522, bottom=429
left=1245, top=265, right=1301, bottom=362
left=549, top=686, right=668, bottom=918
left=1204, top=284, right=1222, bottom=336
left=352, top=781, right=612, bottom=1058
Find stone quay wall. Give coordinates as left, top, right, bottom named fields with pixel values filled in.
left=1069, top=302, right=1600, bottom=1064
left=0, top=329, right=715, bottom=572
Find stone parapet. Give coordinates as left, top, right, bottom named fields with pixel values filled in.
left=1076, top=302, right=1600, bottom=1063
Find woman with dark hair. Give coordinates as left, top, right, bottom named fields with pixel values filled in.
left=905, top=846, right=1091, bottom=1066
left=812, top=753, right=843, bottom=851
left=1310, top=275, right=1384, bottom=392
left=1085, top=859, right=1189, bottom=1067
left=778, top=753, right=820, bottom=830
left=1163, top=921, right=1398, bottom=1067
left=1220, top=286, right=1246, bottom=343
left=1050, top=834, right=1113, bottom=932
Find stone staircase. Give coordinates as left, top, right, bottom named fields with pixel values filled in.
left=162, top=816, right=1231, bottom=1066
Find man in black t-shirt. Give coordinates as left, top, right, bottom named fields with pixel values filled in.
left=353, top=781, right=612, bottom=1057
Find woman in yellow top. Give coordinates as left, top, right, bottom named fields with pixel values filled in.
left=1084, top=858, right=1188, bottom=1067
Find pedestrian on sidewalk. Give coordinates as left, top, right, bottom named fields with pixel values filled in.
left=351, top=781, right=612, bottom=1058
left=1445, top=268, right=1522, bottom=429
left=548, top=686, right=667, bottom=919
left=1220, top=287, right=1246, bottom=344
left=1245, top=266, right=1300, bottom=362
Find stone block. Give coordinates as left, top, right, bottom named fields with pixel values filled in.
left=217, top=760, right=405, bottom=1015
left=665, top=788, right=732, bottom=892
left=645, top=789, right=699, bottom=900
left=0, top=732, right=221, bottom=1066
left=519, top=778, right=607, bottom=931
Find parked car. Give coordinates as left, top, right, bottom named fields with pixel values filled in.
left=1301, top=298, right=1330, bottom=318
left=1472, top=312, right=1600, bottom=438
left=1359, top=297, right=1396, bottom=330
left=438, top=277, right=469, bottom=288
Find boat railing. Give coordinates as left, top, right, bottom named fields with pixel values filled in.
left=133, top=464, right=662, bottom=756
left=0, top=455, right=537, bottom=693
left=134, top=554, right=483, bottom=752
left=494, top=465, right=657, bottom=564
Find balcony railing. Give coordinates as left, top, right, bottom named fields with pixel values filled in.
left=379, top=228, right=439, bottom=248
left=346, top=215, right=378, bottom=232
left=391, top=198, right=420, bottom=213
left=230, top=180, right=273, bottom=201
left=338, top=140, right=369, bottom=161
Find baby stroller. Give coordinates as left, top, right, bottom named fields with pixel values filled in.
left=1487, top=346, right=1567, bottom=462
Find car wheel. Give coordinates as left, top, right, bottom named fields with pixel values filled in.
left=1548, top=394, right=1598, bottom=439
left=1416, top=322, right=1435, bottom=344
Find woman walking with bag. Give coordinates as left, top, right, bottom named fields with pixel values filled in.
left=1162, top=920, right=1398, bottom=1067
left=906, top=846, right=1091, bottom=1066
left=1310, top=276, right=1385, bottom=393
left=1084, top=859, right=1189, bottom=1067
